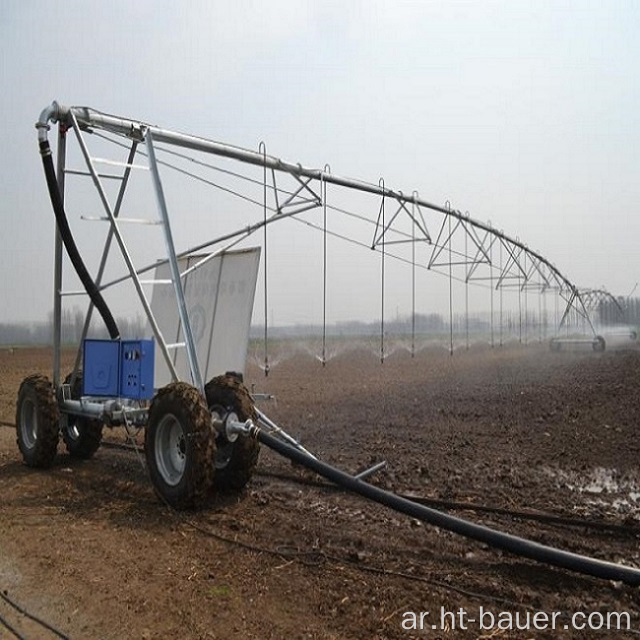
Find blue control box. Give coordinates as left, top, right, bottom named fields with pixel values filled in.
left=83, top=340, right=120, bottom=396
left=120, top=340, right=155, bottom=400
left=83, top=339, right=155, bottom=400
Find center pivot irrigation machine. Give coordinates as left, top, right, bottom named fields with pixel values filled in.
left=17, top=101, right=640, bottom=586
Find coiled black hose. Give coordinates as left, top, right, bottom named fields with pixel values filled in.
left=39, top=139, right=120, bottom=339
left=254, top=427, right=640, bottom=586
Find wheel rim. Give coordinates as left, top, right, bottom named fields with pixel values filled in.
left=19, top=397, right=38, bottom=449
left=155, top=413, right=186, bottom=486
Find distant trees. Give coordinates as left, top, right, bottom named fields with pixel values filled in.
left=597, top=297, right=640, bottom=327
left=4, top=298, right=636, bottom=347
left=0, top=321, right=51, bottom=345
left=0, top=307, right=147, bottom=346
left=251, top=313, right=450, bottom=339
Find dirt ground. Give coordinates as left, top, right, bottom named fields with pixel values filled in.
left=1, top=340, right=640, bottom=639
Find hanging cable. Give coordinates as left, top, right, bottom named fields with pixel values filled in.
left=447, top=202, right=453, bottom=356
left=499, top=238, right=504, bottom=346
left=518, top=268, right=523, bottom=343
left=260, top=142, right=269, bottom=377
left=411, top=191, right=418, bottom=358
left=464, top=215, right=469, bottom=350
left=322, top=165, right=330, bottom=366
left=524, top=253, right=528, bottom=344
left=543, top=289, right=548, bottom=340
left=538, top=284, right=543, bottom=342
left=489, top=232, right=495, bottom=348
left=379, top=179, right=386, bottom=364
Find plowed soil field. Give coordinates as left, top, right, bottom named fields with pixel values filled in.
left=1, top=342, right=640, bottom=639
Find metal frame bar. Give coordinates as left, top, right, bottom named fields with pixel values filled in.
left=68, top=111, right=180, bottom=382
left=52, top=124, right=66, bottom=388
left=146, top=130, right=204, bottom=392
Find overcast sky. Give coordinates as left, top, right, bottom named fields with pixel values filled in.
left=1, top=0, right=638, bottom=327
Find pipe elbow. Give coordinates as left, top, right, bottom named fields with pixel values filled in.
left=35, top=101, right=68, bottom=144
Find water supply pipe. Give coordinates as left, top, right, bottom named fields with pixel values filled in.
left=252, top=426, right=640, bottom=586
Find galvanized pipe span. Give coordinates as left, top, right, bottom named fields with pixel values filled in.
left=37, top=102, right=578, bottom=296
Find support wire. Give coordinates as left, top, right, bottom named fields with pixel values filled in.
left=447, top=202, right=453, bottom=356
left=260, top=142, right=269, bottom=377
left=379, top=179, right=385, bottom=364
left=321, top=166, right=330, bottom=366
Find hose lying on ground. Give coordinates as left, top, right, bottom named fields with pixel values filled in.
left=253, top=427, right=640, bottom=587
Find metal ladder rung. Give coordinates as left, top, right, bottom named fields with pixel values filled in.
left=64, top=169, right=124, bottom=181
left=165, top=342, right=186, bottom=350
left=139, top=279, right=173, bottom=285
left=93, top=157, right=149, bottom=170
left=80, top=216, right=162, bottom=225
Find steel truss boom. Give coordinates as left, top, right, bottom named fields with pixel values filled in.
left=38, top=102, right=595, bottom=335
left=579, top=288, right=623, bottom=315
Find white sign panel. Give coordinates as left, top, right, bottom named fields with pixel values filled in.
left=149, top=247, right=261, bottom=388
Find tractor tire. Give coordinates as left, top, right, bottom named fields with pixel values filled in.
left=15, top=374, right=60, bottom=468
left=205, top=374, right=260, bottom=494
left=145, top=382, right=214, bottom=510
left=62, top=371, right=103, bottom=459
left=593, top=335, right=606, bottom=352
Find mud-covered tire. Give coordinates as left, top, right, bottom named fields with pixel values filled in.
left=62, top=371, right=103, bottom=459
left=145, top=382, right=214, bottom=510
left=205, top=374, right=260, bottom=494
left=593, top=335, right=606, bottom=352
left=15, top=374, right=60, bottom=468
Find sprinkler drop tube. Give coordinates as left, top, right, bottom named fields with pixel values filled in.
left=253, top=427, right=640, bottom=586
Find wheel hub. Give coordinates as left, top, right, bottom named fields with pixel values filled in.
left=155, top=414, right=186, bottom=486
left=20, top=399, right=38, bottom=449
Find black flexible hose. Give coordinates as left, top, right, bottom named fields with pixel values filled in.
left=39, top=139, right=120, bottom=340
left=254, top=427, right=640, bottom=586
left=0, top=613, right=25, bottom=640
left=0, top=592, right=69, bottom=640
